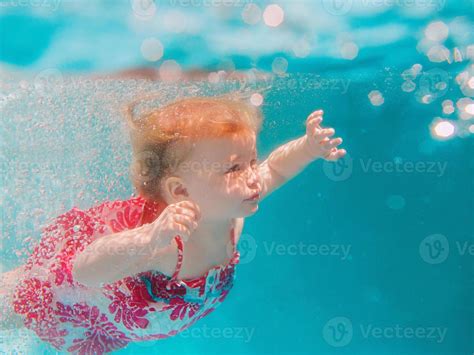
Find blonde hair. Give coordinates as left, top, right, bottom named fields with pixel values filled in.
left=124, top=95, right=263, bottom=202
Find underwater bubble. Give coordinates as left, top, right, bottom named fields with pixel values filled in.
left=250, top=93, right=263, bottom=107
left=386, top=195, right=405, bottom=210
left=427, top=45, right=451, bottom=63
left=208, top=72, right=220, bottom=84
left=421, top=94, right=433, bottom=104
left=368, top=90, right=384, bottom=106
left=453, top=47, right=463, bottom=62
left=468, top=77, right=474, bottom=89
left=263, top=4, right=284, bottom=28
left=163, top=10, right=187, bottom=33
left=292, top=39, right=311, bottom=58
left=465, top=104, right=474, bottom=115
left=442, top=105, right=455, bottom=115
left=456, top=97, right=474, bottom=119
left=412, top=64, right=423, bottom=74
left=442, top=99, right=453, bottom=107
left=159, top=60, right=182, bottom=82
left=140, top=38, right=164, bottom=62
left=469, top=125, right=474, bottom=134
left=401, top=69, right=416, bottom=81
left=442, top=100, right=455, bottom=115
left=130, top=0, right=156, bottom=20
left=242, top=3, right=261, bottom=25
left=431, top=119, right=455, bottom=140
left=340, top=42, right=359, bottom=60
left=401, top=80, right=416, bottom=92
left=424, top=21, right=449, bottom=42
left=272, top=57, right=288, bottom=75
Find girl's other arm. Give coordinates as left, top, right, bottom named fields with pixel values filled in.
left=257, top=109, right=346, bottom=201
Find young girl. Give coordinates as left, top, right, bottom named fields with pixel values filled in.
left=0, top=95, right=345, bottom=353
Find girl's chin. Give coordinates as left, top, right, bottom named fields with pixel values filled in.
left=242, top=202, right=259, bottom=215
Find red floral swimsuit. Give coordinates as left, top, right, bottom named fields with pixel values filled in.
left=12, top=196, right=240, bottom=354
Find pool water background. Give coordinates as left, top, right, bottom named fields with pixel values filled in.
left=0, top=1, right=473, bottom=354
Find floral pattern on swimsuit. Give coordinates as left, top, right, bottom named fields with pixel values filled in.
left=12, top=196, right=240, bottom=354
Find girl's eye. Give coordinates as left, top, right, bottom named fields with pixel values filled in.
left=227, top=164, right=241, bottom=173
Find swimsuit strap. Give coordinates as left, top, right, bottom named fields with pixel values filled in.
left=166, top=219, right=237, bottom=288
left=171, top=236, right=184, bottom=280
left=166, top=236, right=184, bottom=288
left=230, top=219, right=237, bottom=252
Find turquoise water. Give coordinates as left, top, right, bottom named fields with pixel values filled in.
left=0, top=1, right=473, bottom=354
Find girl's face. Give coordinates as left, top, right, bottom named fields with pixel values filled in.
left=177, top=132, right=262, bottom=220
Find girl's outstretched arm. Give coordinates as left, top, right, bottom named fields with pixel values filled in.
left=257, top=109, right=346, bottom=201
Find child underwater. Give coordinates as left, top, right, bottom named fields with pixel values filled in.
left=0, top=95, right=346, bottom=354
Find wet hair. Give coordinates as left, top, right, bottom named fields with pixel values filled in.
left=124, top=95, right=263, bottom=202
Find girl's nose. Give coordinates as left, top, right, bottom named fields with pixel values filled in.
left=247, top=167, right=261, bottom=189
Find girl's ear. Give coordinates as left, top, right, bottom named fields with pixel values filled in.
left=162, top=176, right=189, bottom=203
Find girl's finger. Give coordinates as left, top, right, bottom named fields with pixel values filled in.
left=306, top=116, right=322, bottom=135
left=309, top=109, right=324, bottom=119
left=172, top=215, right=196, bottom=229
left=176, top=206, right=201, bottom=221
left=323, top=137, right=343, bottom=149
left=325, top=149, right=346, bottom=161
left=175, top=201, right=201, bottom=220
left=315, top=128, right=335, bottom=139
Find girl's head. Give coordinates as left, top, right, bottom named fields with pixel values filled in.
left=125, top=95, right=263, bottom=220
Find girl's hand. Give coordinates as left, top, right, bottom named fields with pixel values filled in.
left=148, top=200, right=201, bottom=249
left=303, top=109, right=346, bottom=161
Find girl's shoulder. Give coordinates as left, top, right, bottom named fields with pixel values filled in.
left=82, top=195, right=147, bottom=233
